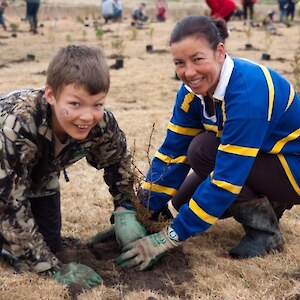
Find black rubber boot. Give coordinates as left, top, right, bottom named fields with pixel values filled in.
left=228, top=197, right=284, bottom=258
left=269, top=201, right=293, bottom=221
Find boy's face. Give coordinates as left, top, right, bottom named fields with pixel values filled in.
left=45, top=83, right=106, bottom=142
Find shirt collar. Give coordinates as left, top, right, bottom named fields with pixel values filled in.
left=213, top=54, right=234, bottom=101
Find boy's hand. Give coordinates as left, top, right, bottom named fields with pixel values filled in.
left=52, top=262, right=102, bottom=288
left=116, top=226, right=180, bottom=271
left=113, top=210, right=147, bottom=247
left=87, top=225, right=115, bottom=246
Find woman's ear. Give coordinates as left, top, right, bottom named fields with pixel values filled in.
left=216, top=42, right=226, bottom=62
left=44, top=84, right=55, bottom=105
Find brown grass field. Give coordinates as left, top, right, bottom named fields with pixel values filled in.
left=0, top=0, right=300, bottom=299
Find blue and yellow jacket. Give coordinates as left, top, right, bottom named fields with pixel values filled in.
left=142, top=55, right=300, bottom=240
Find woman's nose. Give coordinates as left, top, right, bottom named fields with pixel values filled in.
left=184, top=63, right=197, bottom=78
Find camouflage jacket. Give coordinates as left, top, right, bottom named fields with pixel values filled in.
left=0, top=88, right=134, bottom=273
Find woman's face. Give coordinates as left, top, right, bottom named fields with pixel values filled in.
left=171, top=36, right=226, bottom=95
left=45, top=83, right=106, bottom=142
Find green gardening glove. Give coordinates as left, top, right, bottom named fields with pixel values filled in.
left=113, top=210, right=147, bottom=247
left=52, top=262, right=102, bottom=288
left=87, top=225, right=115, bottom=246
left=116, top=226, right=180, bottom=271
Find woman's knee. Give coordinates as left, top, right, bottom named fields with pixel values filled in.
left=187, top=132, right=219, bottom=169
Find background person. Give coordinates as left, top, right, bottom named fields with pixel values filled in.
left=241, top=0, right=257, bottom=24
left=0, top=0, right=8, bottom=31
left=132, top=2, right=148, bottom=27
left=0, top=45, right=145, bottom=287
left=101, top=0, right=122, bottom=23
left=26, top=0, right=40, bottom=34
left=116, top=15, right=300, bottom=271
left=205, top=0, right=238, bottom=22
left=286, top=0, right=297, bottom=21
left=278, top=0, right=289, bottom=22
left=155, top=0, right=168, bottom=22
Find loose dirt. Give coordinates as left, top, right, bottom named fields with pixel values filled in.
left=56, top=236, right=193, bottom=299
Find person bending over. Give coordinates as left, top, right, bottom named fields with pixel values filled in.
left=0, top=45, right=145, bottom=287
left=117, top=15, right=300, bottom=271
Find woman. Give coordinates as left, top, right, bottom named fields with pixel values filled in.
left=117, top=15, right=300, bottom=271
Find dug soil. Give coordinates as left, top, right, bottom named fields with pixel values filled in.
left=56, top=236, right=194, bottom=299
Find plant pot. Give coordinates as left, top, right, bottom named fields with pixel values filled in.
left=11, top=33, right=17, bottom=38
left=27, top=54, right=35, bottom=61
left=115, top=58, right=124, bottom=69
left=261, top=53, right=271, bottom=61
left=245, top=43, right=252, bottom=49
left=146, top=44, right=153, bottom=53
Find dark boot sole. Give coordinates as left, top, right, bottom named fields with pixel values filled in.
left=217, top=243, right=285, bottom=260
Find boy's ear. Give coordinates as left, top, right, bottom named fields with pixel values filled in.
left=44, top=84, right=55, bottom=105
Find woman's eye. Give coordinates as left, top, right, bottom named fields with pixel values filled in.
left=194, top=57, right=203, bottom=62
left=69, top=101, right=79, bottom=106
left=174, top=61, right=183, bottom=66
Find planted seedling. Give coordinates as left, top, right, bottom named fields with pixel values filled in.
left=146, top=27, right=154, bottom=52
left=111, top=37, right=125, bottom=69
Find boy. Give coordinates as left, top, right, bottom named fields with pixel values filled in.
left=0, top=45, right=145, bottom=288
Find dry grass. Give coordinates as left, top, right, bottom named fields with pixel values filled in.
left=0, top=0, right=300, bottom=299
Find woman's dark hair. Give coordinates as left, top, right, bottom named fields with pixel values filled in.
left=170, top=15, right=229, bottom=50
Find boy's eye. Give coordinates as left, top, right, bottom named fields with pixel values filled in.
left=95, top=103, right=104, bottom=108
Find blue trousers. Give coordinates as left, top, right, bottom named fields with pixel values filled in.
left=27, top=2, right=40, bottom=29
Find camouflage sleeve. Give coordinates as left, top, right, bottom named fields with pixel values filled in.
left=0, top=113, right=59, bottom=273
left=86, top=110, right=134, bottom=209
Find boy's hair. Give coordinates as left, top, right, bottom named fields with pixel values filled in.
left=46, top=45, right=110, bottom=97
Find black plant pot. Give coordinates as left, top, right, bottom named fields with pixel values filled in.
left=27, top=54, right=35, bottom=61
left=261, top=53, right=271, bottom=61
left=245, top=43, right=253, bottom=49
left=146, top=44, right=153, bottom=52
left=115, top=58, right=124, bottom=69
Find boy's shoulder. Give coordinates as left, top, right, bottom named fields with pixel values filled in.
left=0, top=0, right=8, bottom=8
left=100, top=108, right=117, bottom=126
left=0, top=88, right=45, bottom=120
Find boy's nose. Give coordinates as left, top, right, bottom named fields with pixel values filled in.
left=80, top=110, right=94, bottom=121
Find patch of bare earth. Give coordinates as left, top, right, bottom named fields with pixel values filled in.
left=56, top=236, right=193, bottom=299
